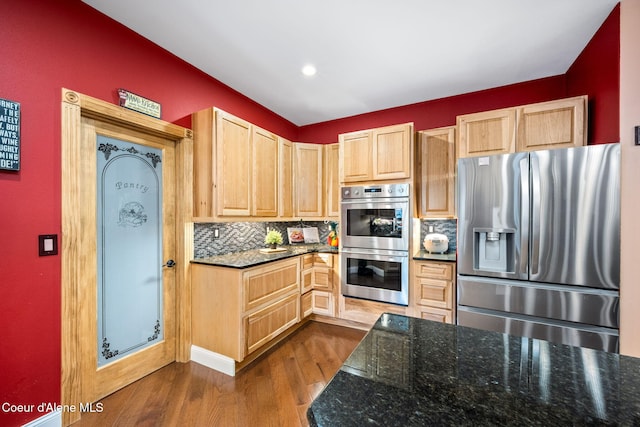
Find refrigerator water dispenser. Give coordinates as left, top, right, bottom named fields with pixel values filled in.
left=473, top=228, right=514, bottom=273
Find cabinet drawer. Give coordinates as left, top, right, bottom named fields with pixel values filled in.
left=415, top=261, right=454, bottom=280
left=416, top=277, right=452, bottom=309
left=243, top=258, right=300, bottom=312
left=245, top=293, right=299, bottom=354
left=417, top=306, right=453, bottom=324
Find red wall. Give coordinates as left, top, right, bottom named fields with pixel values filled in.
left=0, top=1, right=619, bottom=425
left=299, top=4, right=620, bottom=145
left=566, top=5, right=620, bottom=144
left=0, top=1, right=297, bottom=426
left=298, top=76, right=568, bottom=143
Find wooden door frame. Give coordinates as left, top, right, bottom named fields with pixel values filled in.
left=60, top=88, right=193, bottom=426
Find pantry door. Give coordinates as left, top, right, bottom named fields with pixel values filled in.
left=61, top=89, right=193, bottom=425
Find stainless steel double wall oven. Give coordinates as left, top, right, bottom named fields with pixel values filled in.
left=340, top=183, right=410, bottom=306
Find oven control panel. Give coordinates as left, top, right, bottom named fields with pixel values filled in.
left=341, top=183, right=409, bottom=200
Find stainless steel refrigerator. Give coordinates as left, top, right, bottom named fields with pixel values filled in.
left=456, top=143, right=620, bottom=352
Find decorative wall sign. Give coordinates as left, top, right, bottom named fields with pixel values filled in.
left=117, top=88, right=161, bottom=119
left=0, top=98, right=20, bottom=171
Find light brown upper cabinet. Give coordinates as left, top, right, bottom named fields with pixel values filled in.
left=215, top=110, right=253, bottom=216
left=457, top=108, right=516, bottom=158
left=457, top=96, right=587, bottom=158
left=339, top=123, right=414, bottom=183
left=416, top=126, right=456, bottom=218
left=294, top=143, right=324, bottom=218
left=252, top=126, right=279, bottom=217
left=279, top=137, right=294, bottom=217
left=516, top=96, right=587, bottom=152
left=325, top=143, right=340, bottom=218
left=192, top=107, right=277, bottom=218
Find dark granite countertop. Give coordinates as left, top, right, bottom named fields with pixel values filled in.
left=413, top=249, right=456, bottom=262
left=191, top=244, right=338, bottom=269
left=308, top=313, right=640, bottom=426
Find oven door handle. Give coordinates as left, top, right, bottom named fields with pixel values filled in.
left=340, top=248, right=409, bottom=258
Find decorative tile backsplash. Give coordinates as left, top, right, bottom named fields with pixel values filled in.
left=194, top=219, right=456, bottom=257
left=419, top=219, right=457, bottom=253
left=194, top=220, right=337, bottom=258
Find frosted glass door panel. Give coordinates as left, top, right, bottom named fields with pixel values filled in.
left=97, top=136, right=163, bottom=367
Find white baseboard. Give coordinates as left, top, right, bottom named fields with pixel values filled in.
left=190, top=345, right=236, bottom=376
left=22, top=410, right=62, bottom=427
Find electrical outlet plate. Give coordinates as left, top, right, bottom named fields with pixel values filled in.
left=39, top=234, right=58, bottom=256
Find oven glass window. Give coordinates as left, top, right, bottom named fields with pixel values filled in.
left=346, top=208, right=403, bottom=238
left=345, top=256, right=402, bottom=291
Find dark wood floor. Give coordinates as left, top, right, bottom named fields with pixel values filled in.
left=74, top=321, right=366, bottom=427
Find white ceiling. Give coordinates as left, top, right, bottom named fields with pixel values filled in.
left=82, top=0, right=618, bottom=126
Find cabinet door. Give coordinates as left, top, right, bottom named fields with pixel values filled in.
left=417, top=127, right=456, bottom=218
left=517, top=96, right=587, bottom=152
left=325, top=143, right=340, bottom=217
left=215, top=110, right=252, bottom=216
left=372, top=123, right=413, bottom=180
left=312, top=267, right=332, bottom=291
left=192, top=108, right=214, bottom=218
left=245, top=293, right=299, bottom=355
left=339, top=131, right=372, bottom=183
left=252, top=126, right=278, bottom=216
left=312, top=290, right=335, bottom=317
left=294, top=143, right=324, bottom=217
left=457, top=108, right=516, bottom=158
left=301, top=291, right=313, bottom=318
left=279, top=138, right=294, bottom=217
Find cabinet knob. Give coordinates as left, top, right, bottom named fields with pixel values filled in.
left=163, top=259, right=176, bottom=268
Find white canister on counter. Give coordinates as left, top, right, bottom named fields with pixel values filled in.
left=423, top=226, right=449, bottom=254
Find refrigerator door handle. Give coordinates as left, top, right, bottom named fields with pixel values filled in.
left=530, top=153, right=541, bottom=275
left=519, top=156, right=530, bottom=277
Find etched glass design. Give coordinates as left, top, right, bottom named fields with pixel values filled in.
left=96, top=135, right=163, bottom=367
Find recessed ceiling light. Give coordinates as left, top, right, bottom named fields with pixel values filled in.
left=301, top=64, right=317, bottom=77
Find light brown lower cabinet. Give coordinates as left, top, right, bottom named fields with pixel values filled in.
left=300, top=253, right=338, bottom=318
left=191, top=256, right=301, bottom=362
left=339, top=296, right=408, bottom=326
left=413, top=260, right=456, bottom=324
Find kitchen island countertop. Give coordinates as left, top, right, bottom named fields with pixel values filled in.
left=191, top=244, right=337, bottom=269
left=308, top=313, right=640, bottom=426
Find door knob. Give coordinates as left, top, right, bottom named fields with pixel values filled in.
left=163, top=259, right=176, bottom=268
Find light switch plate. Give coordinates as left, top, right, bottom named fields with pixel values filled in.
left=39, top=234, right=58, bottom=256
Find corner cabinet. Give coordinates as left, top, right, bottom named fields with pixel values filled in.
left=457, top=96, right=587, bottom=158
left=300, top=253, right=338, bottom=318
left=416, top=127, right=456, bottom=218
left=294, top=143, right=324, bottom=217
left=339, top=123, right=414, bottom=183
